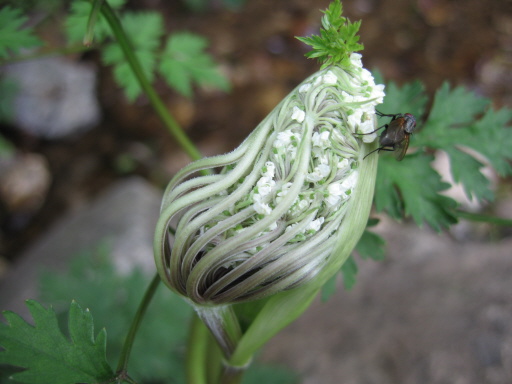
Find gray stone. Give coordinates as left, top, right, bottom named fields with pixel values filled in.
left=0, top=153, right=51, bottom=214
left=0, top=177, right=162, bottom=316
left=2, top=57, right=100, bottom=139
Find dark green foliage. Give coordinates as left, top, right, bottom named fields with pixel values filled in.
left=65, top=0, right=229, bottom=101
left=0, top=300, right=113, bottom=384
left=159, top=32, right=231, bottom=98
left=340, top=255, right=358, bottom=291
left=296, top=0, right=363, bottom=69
left=0, top=6, right=42, bottom=58
left=375, top=153, right=458, bottom=231
left=338, top=75, right=512, bottom=290
left=38, top=244, right=192, bottom=383
left=101, top=11, right=164, bottom=100
left=0, top=243, right=298, bottom=383
left=66, top=0, right=126, bottom=44
left=415, top=83, right=512, bottom=201
left=374, top=79, right=512, bottom=228
left=355, top=229, right=386, bottom=261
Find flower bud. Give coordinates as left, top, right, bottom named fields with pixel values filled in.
left=154, top=53, right=384, bottom=305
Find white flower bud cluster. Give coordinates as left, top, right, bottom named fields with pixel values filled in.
left=250, top=54, right=384, bottom=239
left=154, top=54, right=385, bottom=304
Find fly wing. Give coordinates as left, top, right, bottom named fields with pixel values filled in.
left=394, top=135, right=410, bottom=161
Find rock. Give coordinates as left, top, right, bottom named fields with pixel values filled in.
left=2, top=57, right=100, bottom=139
left=0, top=153, right=51, bottom=215
left=0, top=177, right=162, bottom=316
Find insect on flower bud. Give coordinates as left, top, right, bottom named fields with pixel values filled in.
left=154, top=53, right=384, bottom=306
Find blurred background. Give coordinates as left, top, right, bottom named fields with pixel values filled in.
left=0, top=0, right=511, bottom=383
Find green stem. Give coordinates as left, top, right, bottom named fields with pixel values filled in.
left=116, top=273, right=161, bottom=374
left=187, top=312, right=246, bottom=384
left=455, top=209, right=512, bottom=226
left=85, top=0, right=104, bottom=46
left=193, top=305, right=242, bottom=360
left=217, top=365, right=245, bottom=384
left=99, top=1, right=203, bottom=162
left=205, top=331, right=223, bottom=384
left=186, top=314, right=211, bottom=384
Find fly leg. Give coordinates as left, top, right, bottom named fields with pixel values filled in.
left=362, top=145, right=395, bottom=160
left=376, top=110, right=400, bottom=119
left=354, top=123, right=388, bottom=136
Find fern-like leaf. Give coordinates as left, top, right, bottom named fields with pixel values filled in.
left=0, top=300, right=113, bottom=384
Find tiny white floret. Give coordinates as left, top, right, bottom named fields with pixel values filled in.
left=307, top=217, right=325, bottom=232
left=256, top=176, right=275, bottom=196
left=323, top=71, right=338, bottom=84
left=291, top=106, right=305, bottom=123
left=350, top=53, right=363, bottom=68
left=253, top=194, right=272, bottom=215
left=341, top=170, right=359, bottom=190
left=337, top=158, right=350, bottom=169
left=262, top=161, right=276, bottom=178
left=274, top=130, right=294, bottom=148
left=306, top=164, right=331, bottom=182
left=299, top=83, right=311, bottom=93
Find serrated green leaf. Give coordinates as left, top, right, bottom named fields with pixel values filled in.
left=0, top=6, right=42, bottom=58
left=444, top=147, right=493, bottom=202
left=0, top=300, right=113, bottom=384
left=375, top=154, right=458, bottom=231
left=426, top=83, right=489, bottom=129
left=320, top=274, right=338, bottom=302
left=376, top=78, right=428, bottom=119
left=119, top=12, right=163, bottom=51
left=65, top=0, right=126, bottom=44
left=100, top=11, right=163, bottom=100
left=463, top=107, right=512, bottom=176
left=159, top=57, right=193, bottom=97
left=296, top=0, right=363, bottom=68
left=103, top=43, right=157, bottom=100
left=340, top=255, right=358, bottom=290
left=39, top=245, right=192, bottom=382
left=355, top=230, right=385, bottom=261
left=414, top=83, right=512, bottom=202
left=159, top=32, right=230, bottom=98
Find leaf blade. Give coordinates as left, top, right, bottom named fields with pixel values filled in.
left=0, top=6, right=42, bottom=58
left=0, top=300, right=113, bottom=384
left=158, top=32, right=230, bottom=98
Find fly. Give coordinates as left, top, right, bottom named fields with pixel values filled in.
left=363, top=111, right=416, bottom=161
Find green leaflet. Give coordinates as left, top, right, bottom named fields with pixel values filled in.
left=0, top=300, right=113, bottom=384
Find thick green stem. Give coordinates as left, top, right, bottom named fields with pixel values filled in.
left=217, top=364, right=246, bottom=384
left=186, top=314, right=210, bottom=384
left=194, top=305, right=242, bottom=360
left=116, top=274, right=161, bottom=374
left=99, top=1, right=203, bottom=162
left=187, top=307, right=247, bottom=384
